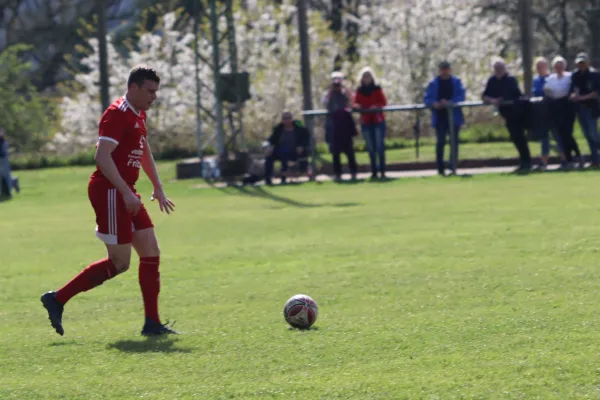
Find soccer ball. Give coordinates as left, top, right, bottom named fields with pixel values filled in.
left=283, top=294, right=318, bottom=329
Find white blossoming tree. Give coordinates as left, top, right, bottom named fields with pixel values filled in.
left=53, top=4, right=343, bottom=155
left=349, top=0, right=515, bottom=136
left=54, top=0, right=513, bottom=155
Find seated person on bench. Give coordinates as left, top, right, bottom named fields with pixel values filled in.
left=264, top=111, right=310, bottom=185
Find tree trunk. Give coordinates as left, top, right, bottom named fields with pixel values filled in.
left=559, top=0, right=569, bottom=62
left=587, top=8, right=600, bottom=67
left=97, top=0, right=110, bottom=112
left=519, top=0, right=533, bottom=94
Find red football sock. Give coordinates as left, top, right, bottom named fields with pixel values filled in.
left=56, top=258, right=119, bottom=305
left=139, top=256, right=161, bottom=323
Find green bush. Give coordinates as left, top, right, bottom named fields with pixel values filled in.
left=0, top=44, right=58, bottom=152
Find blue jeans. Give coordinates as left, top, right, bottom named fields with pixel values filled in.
left=538, top=129, right=563, bottom=158
left=362, top=122, right=386, bottom=175
left=577, top=107, right=600, bottom=164
left=435, top=124, right=460, bottom=173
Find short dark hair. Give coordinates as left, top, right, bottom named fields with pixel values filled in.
left=127, top=65, right=160, bottom=88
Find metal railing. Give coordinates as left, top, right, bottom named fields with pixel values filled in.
left=303, top=97, right=544, bottom=177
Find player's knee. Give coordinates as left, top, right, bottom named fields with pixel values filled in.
left=110, top=258, right=130, bottom=273
left=144, top=238, right=160, bottom=258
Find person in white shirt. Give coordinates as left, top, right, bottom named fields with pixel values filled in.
left=543, top=56, right=582, bottom=168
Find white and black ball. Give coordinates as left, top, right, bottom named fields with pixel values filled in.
left=283, top=294, right=318, bottom=329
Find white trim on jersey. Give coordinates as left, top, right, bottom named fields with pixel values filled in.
left=120, top=93, right=140, bottom=116
left=98, top=136, right=119, bottom=145
left=109, top=189, right=117, bottom=236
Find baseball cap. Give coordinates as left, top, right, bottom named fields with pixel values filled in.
left=439, top=61, right=451, bottom=69
left=575, top=52, right=589, bottom=64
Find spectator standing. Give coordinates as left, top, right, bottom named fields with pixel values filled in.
left=323, top=72, right=353, bottom=143
left=353, top=67, right=388, bottom=179
left=323, top=72, right=358, bottom=181
left=482, top=58, right=532, bottom=172
left=544, top=56, right=582, bottom=168
left=532, top=57, right=565, bottom=169
left=569, top=52, right=600, bottom=167
left=424, top=61, right=466, bottom=176
left=329, top=108, right=358, bottom=181
left=264, top=111, right=310, bottom=185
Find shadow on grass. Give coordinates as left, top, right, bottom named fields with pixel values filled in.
left=368, top=177, right=399, bottom=183
left=107, top=337, right=192, bottom=354
left=214, top=184, right=361, bottom=209
left=0, top=195, right=12, bottom=203
left=49, top=340, right=81, bottom=347
left=498, top=166, right=600, bottom=177
left=287, top=326, right=320, bottom=332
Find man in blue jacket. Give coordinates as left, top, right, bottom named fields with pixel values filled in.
left=424, top=61, right=466, bottom=176
left=482, top=58, right=531, bottom=172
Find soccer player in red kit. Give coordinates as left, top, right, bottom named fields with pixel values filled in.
left=41, top=66, right=177, bottom=336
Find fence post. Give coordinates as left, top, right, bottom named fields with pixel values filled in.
left=447, top=104, right=457, bottom=174
left=413, top=114, right=420, bottom=160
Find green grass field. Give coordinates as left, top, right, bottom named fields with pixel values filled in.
left=321, top=141, right=523, bottom=165
left=2, top=163, right=600, bottom=399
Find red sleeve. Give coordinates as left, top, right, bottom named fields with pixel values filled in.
left=377, top=89, right=388, bottom=107
left=98, top=110, right=126, bottom=144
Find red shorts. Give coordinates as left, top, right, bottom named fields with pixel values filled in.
left=88, top=181, right=154, bottom=245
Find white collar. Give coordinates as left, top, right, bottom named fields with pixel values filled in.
left=124, top=93, right=140, bottom=116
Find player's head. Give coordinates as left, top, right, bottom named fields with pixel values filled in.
left=127, top=65, right=161, bottom=111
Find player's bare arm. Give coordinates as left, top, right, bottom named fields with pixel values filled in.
left=95, top=139, right=142, bottom=215
left=141, top=137, right=175, bottom=214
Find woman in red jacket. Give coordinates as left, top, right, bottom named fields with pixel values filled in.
left=354, top=67, right=388, bottom=179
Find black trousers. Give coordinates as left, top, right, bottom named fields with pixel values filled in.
left=0, top=176, right=10, bottom=197
left=506, top=119, right=531, bottom=166
left=549, top=97, right=580, bottom=162
left=332, top=149, right=357, bottom=177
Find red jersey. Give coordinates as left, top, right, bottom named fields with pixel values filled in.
left=90, top=96, right=147, bottom=186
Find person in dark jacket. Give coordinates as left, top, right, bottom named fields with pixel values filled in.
left=353, top=67, right=388, bottom=179
left=424, top=61, right=466, bottom=176
left=569, top=52, right=600, bottom=167
left=328, top=108, right=358, bottom=181
left=482, top=58, right=531, bottom=172
left=264, top=111, right=310, bottom=185
left=323, top=71, right=353, bottom=149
